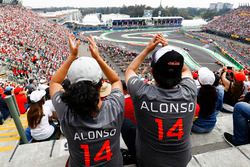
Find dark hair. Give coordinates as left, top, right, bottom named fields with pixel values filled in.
left=152, top=68, right=181, bottom=89
left=29, top=79, right=34, bottom=84
left=27, top=99, right=45, bottom=129
left=197, top=85, right=217, bottom=118
left=45, top=87, right=50, bottom=100
left=62, top=79, right=71, bottom=91
left=231, top=81, right=244, bottom=103
left=121, top=80, right=127, bottom=91
left=61, top=80, right=102, bottom=118
left=213, top=73, right=220, bottom=87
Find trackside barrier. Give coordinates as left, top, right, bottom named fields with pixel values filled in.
left=213, top=42, right=244, bottom=70
left=4, top=95, right=28, bottom=144
left=183, top=32, right=244, bottom=70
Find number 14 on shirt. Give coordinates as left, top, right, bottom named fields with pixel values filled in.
left=155, top=118, right=184, bottom=141
left=80, top=140, right=112, bottom=166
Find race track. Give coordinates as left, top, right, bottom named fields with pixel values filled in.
left=85, top=28, right=235, bottom=71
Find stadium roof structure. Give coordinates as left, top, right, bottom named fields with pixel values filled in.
left=81, top=14, right=102, bottom=26
left=38, top=9, right=79, bottom=18
left=111, top=16, right=183, bottom=21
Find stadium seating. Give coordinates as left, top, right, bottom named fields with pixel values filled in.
left=0, top=5, right=69, bottom=83
left=203, top=8, right=250, bottom=39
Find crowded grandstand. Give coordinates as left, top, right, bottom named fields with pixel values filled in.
left=0, top=2, right=250, bottom=167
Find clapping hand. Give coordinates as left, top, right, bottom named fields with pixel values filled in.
left=68, top=34, right=80, bottom=57
left=87, top=35, right=100, bottom=60
left=146, top=34, right=168, bottom=52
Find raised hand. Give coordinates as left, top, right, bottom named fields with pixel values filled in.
left=87, top=35, right=100, bottom=60
left=68, top=34, right=80, bottom=57
left=157, top=34, right=168, bottom=46
left=146, top=34, right=168, bottom=52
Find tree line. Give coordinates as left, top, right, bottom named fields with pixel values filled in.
left=31, top=5, right=232, bottom=21
left=79, top=5, right=232, bottom=21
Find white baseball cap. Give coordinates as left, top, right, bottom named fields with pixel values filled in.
left=67, top=57, right=103, bottom=84
left=39, top=78, right=47, bottom=84
left=198, top=67, right=215, bottom=85
left=30, top=90, right=46, bottom=103
left=38, top=84, right=49, bottom=90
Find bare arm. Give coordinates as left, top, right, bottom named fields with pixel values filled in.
left=50, top=35, right=80, bottom=98
left=125, top=34, right=168, bottom=84
left=182, top=64, right=192, bottom=79
left=87, top=36, right=122, bottom=92
left=221, top=71, right=230, bottom=91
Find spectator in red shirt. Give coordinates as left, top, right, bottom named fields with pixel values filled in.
left=14, top=87, right=28, bottom=114
left=121, top=80, right=136, bottom=124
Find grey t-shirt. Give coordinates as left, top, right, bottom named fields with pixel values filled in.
left=128, top=76, right=197, bottom=167
left=52, top=89, right=124, bottom=167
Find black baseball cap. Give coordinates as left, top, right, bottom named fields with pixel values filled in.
left=151, top=46, right=184, bottom=88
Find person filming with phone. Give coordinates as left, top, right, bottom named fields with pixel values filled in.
left=221, top=66, right=246, bottom=106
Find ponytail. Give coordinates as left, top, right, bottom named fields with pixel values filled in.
left=27, top=99, right=45, bottom=129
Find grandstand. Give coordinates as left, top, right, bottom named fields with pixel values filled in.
left=0, top=5, right=69, bottom=83
left=63, top=16, right=183, bottom=31
left=108, top=16, right=183, bottom=29
left=202, top=7, right=250, bottom=43
left=0, top=3, right=250, bottom=167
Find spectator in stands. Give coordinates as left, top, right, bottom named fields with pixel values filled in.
left=125, top=34, right=197, bottom=167
left=121, top=80, right=136, bottom=125
left=214, top=73, right=225, bottom=112
left=50, top=35, right=124, bottom=167
left=192, top=67, right=222, bottom=133
left=14, top=86, right=28, bottom=114
left=99, top=81, right=112, bottom=100
left=44, top=87, right=57, bottom=120
left=0, top=5, right=69, bottom=83
left=27, top=90, right=58, bottom=141
left=120, top=80, right=137, bottom=165
left=203, top=8, right=250, bottom=41
left=244, top=74, right=250, bottom=94
left=224, top=101, right=250, bottom=146
left=26, top=79, right=37, bottom=94
left=4, top=86, right=13, bottom=96
left=0, top=87, right=10, bottom=122
left=222, top=67, right=246, bottom=106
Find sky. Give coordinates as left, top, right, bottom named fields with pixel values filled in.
left=22, top=0, right=249, bottom=9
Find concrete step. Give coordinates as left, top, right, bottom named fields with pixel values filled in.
left=3, top=111, right=247, bottom=167
left=191, top=115, right=233, bottom=155
left=187, top=157, right=200, bottom=167
left=193, top=146, right=250, bottom=167
left=4, top=139, right=250, bottom=167
left=238, top=144, right=250, bottom=159
left=0, top=151, right=12, bottom=167
left=9, top=141, right=54, bottom=167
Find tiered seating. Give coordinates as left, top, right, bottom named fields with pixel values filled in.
left=203, top=8, right=250, bottom=38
